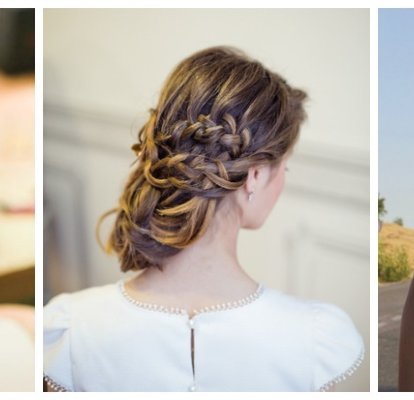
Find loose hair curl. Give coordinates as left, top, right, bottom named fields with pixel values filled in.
left=99, top=46, right=307, bottom=272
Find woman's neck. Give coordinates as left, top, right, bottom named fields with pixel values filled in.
left=128, top=199, right=258, bottom=307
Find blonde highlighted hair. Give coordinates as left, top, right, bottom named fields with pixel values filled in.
left=99, top=46, right=307, bottom=271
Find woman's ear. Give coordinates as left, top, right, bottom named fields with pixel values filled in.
left=245, top=165, right=260, bottom=196
left=245, top=164, right=272, bottom=195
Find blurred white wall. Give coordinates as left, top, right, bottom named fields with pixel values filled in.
left=43, top=9, right=369, bottom=391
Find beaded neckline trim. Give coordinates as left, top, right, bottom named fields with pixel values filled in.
left=318, top=349, right=365, bottom=392
left=119, top=280, right=265, bottom=317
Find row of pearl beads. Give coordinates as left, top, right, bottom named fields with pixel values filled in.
left=120, top=281, right=264, bottom=317
left=319, top=350, right=365, bottom=392
left=44, top=374, right=68, bottom=392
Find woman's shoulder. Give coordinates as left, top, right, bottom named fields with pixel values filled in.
left=308, top=299, right=364, bottom=391
left=45, top=281, right=120, bottom=305
left=259, top=285, right=314, bottom=321
left=261, top=286, right=364, bottom=391
left=262, top=286, right=362, bottom=336
left=44, top=282, right=121, bottom=318
left=43, top=281, right=123, bottom=391
left=43, top=282, right=124, bottom=349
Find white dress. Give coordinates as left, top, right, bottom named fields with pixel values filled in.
left=43, top=280, right=364, bottom=392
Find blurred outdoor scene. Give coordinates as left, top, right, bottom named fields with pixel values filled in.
left=0, top=8, right=35, bottom=392
left=378, top=9, right=414, bottom=392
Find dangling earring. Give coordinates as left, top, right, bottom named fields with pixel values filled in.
left=248, top=191, right=254, bottom=202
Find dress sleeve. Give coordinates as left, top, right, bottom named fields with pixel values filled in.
left=43, top=293, right=73, bottom=391
left=310, top=301, right=365, bottom=391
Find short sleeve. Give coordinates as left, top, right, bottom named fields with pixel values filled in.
left=311, top=302, right=364, bottom=391
left=43, top=294, right=73, bottom=391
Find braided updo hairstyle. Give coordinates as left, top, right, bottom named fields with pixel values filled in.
left=100, top=46, right=307, bottom=272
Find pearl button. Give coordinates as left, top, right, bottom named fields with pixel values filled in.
left=188, top=318, right=195, bottom=328
left=188, top=384, right=197, bottom=391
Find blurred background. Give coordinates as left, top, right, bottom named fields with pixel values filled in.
left=43, top=9, right=369, bottom=391
left=378, top=8, right=414, bottom=392
left=0, top=8, right=35, bottom=392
